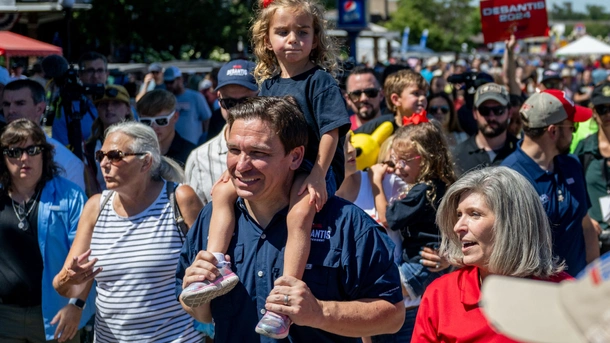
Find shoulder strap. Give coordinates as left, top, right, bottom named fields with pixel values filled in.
left=579, top=152, right=595, bottom=174
left=166, top=181, right=188, bottom=242
left=94, top=191, right=114, bottom=224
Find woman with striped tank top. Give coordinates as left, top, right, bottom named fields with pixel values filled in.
left=53, top=122, right=205, bottom=342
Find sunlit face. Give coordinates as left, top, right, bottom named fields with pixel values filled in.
left=98, top=132, right=148, bottom=191
left=392, top=85, right=427, bottom=118
left=226, top=118, right=302, bottom=204
left=391, top=144, right=421, bottom=185
left=346, top=73, right=383, bottom=121
left=344, top=133, right=357, bottom=177
left=217, top=84, right=259, bottom=121
left=453, top=191, right=495, bottom=270
left=3, top=137, right=44, bottom=186
left=266, top=8, right=317, bottom=70
left=2, top=88, right=45, bottom=124
left=97, top=100, right=131, bottom=128
left=139, top=108, right=177, bottom=145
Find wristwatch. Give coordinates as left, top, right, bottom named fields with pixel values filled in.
left=69, top=298, right=86, bottom=310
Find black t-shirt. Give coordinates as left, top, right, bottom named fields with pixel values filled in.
left=0, top=192, right=43, bottom=306
left=167, top=131, right=197, bottom=167
left=259, top=66, right=351, bottom=187
left=453, top=133, right=519, bottom=176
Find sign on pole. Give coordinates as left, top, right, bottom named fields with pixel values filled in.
left=479, top=0, right=549, bottom=44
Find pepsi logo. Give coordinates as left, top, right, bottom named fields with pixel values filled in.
left=344, top=0, right=358, bottom=12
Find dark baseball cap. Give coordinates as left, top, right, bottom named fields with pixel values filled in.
left=216, top=60, right=257, bottom=91
left=541, top=69, right=561, bottom=83
left=591, top=81, right=610, bottom=106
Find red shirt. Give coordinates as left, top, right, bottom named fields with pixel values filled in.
left=411, top=266, right=572, bottom=342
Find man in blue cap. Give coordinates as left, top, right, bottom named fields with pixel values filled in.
left=185, top=60, right=259, bottom=205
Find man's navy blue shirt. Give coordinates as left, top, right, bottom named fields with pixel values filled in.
left=502, top=142, right=590, bottom=276
left=175, top=197, right=402, bottom=343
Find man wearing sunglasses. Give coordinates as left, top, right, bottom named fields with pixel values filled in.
left=453, top=83, right=518, bottom=176
left=502, top=90, right=598, bottom=277
left=185, top=60, right=258, bottom=205
left=137, top=89, right=195, bottom=166
left=2, top=79, right=86, bottom=192
left=575, top=81, right=610, bottom=254
left=345, top=66, right=384, bottom=130
left=135, top=63, right=165, bottom=102
left=163, top=66, right=212, bottom=145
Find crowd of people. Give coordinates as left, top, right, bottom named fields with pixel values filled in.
left=1, top=0, right=610, bottom=342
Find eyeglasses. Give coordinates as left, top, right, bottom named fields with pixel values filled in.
left=595, top=105, right=610, bottom=116
left=3, top=145, right=44, bottom=159
left=95, top=149, right=147, bottom=163
left=139, top=111, right=176, bottom=127
left=477, top=106, right=507, bottom=117
left=219, top=97, right=249, bottom=110
left=81, top=68, right=107, bottom=76
left=429, top=106, right=450, bottom=115
left=390, top=154, right=421, bottom=169
left=555, top=124, right=578, bottom=133
left=347, top=88, right=380, bottom=102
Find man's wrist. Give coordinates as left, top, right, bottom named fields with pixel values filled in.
left=69, top=298, right=86, bottom=310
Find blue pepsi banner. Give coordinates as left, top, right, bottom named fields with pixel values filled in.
left=337, top=0, right=368, bottom=31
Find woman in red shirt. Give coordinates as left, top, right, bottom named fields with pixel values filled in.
left=412, top=166, right=572, bottom=342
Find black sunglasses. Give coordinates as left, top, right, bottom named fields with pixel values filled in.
left=478, top=106, right=507, bottom=117
left=95, top=149, right=147, bottom=163
left=347, top=88, right=380, bottom=102
left=429, top=106, right=450, bottom=114
left=219, top=97, right=249, bottom=110
left=3, top=145, right=44, bottom=159
left=595, top=104, right=610, bottom=116
left=542, top=80, right=563, bottom=90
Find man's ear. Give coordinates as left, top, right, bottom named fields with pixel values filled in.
left=288, top=146, right=305, bottom=171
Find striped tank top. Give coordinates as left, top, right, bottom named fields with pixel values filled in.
left=90, top=181, right=204, bottom=343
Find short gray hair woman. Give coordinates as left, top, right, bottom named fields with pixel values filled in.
left=412, top=166, right=570, bottom=341
left=53, top=122, right=205, bottom=342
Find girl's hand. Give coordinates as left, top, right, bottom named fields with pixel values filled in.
left=369, top=163, right=390, bottom=184
left=419, top=247, right=450, bottom=272
left=298, top=171, right=327, bottom=212
left=210, top=170, right=231, bottom=196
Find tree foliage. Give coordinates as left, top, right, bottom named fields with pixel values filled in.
left=549, top=2, right=610, bottom=39
left=383, top=0, right=480, bottom=52
left=71, top=0, right=254, bottom=62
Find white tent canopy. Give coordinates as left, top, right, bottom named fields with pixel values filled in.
left=555, top=35, right=610, bottom=56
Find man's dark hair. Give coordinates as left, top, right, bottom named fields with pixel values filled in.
left=347, top=66, right=381, bottom=87
left=4, top=79, right=46, bottom=104
left=227, top=96, right=308, bottom=154
left=137, top=89, right=176, bottom=116
left=78, top=51, right=108, bottom=70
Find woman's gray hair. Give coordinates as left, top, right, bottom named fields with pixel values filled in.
left=437, top=166, right=564, bottom=278
left=105, top=122, right=184, bottom=183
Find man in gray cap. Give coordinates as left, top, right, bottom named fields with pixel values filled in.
left=135, top=62, right=165, bottom=101
left=502, top=89, right=598, bottom=276
left=453, top=83, right=518, bottom=175
left=185, top=60, right=258, bottom=204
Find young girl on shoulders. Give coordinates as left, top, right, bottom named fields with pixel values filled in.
left=180, top=0, right=351, bottom=339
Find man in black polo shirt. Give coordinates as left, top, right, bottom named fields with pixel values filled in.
left=453, top=83, right=518, bottom=176
left=136, top=89, right=196, bottom=166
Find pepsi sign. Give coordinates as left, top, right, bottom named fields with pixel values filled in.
left=337, top=0, right=368, bottom=31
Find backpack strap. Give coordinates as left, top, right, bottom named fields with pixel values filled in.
left=94, top=190, right=114, bottom=224
left=579, top=151, right=595, bottom=175
left=166, top=181, right=188, bottom=242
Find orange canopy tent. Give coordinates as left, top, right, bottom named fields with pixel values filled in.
left=0, top=31, right=62, bottom=68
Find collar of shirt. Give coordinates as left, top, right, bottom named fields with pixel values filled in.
left=459, top=266, right=482, bottom=308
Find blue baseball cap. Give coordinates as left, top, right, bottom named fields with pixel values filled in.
left=163, top=66, right=182, bottom=82
left=216, top=60, right=258, bottom=91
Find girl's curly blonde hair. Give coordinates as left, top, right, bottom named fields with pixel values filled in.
left=250, top=0, right=339, bottom=84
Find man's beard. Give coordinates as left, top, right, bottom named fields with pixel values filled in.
left=556, top=132, right=572, bottom=155
left=478, top=119, right=509, bottom=138
left=356, top=104, right=379, bottom=121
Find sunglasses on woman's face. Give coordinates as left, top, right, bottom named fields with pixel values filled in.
left=3, top=145, right=44, bottom=159
left=95, top=149, right=147, bottom=163
left=219, top=97, right=249, bottom=110
left=139, top=111, right=176, bottom=127
left=429, top=106, right=450, bottom=114
left=595, top=105, right=610, bottom=116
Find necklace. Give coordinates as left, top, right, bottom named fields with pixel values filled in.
left=11, top=189, right=41, bottom=231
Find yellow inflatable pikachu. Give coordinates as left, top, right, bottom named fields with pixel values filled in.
left=350, top=121, right=394, bottom=170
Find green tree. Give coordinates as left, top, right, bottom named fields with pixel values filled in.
left=384, top=0, right=479, bottom=52
left=71, top=0, right=254, bottom=62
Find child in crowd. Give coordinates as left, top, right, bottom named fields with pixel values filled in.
left=180, top=0, right=351, bottom=339
left=368, top=120, right=456, bottom=341
left=355, top=70, right=429, bottom=136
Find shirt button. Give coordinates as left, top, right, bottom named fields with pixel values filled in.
left=257, top=271, right=264, bottom=277
left=260, top=308, right=266, bottom=314
left=261, top=233, right=266, bottom=240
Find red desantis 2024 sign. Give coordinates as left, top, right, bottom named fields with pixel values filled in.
left=480, top=0, right=549, bottom=44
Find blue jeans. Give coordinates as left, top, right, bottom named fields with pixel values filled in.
left=370, top=307, right=418, bottom=343
left=399, top=258, right=448, bottom=297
